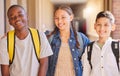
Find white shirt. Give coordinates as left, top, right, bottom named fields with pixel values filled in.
left=82, top=38, right=120, bottom=76
left=0, top=31, right=53, bottom=76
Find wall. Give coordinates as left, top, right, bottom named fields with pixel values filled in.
left=0, top=0, right=5, bottom=38
left=112, top=0, right=120, bottom=39
left=71, top=4, right=86, bottom=19
left=84, top=0, right=104, bottom=41
left=27, top=0, right=36, bottom=28
left=38, top=0, right=54, bottom=32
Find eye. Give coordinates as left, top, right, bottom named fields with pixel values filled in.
left=105, top=24, right=108, bottom=26
left=62, top=16, right=66, bottom=19
left=18, top=14, right=24, bottom=17
left=54, top=17, right=58, bottom=20
left=96, top=24, right=101, bottom=26
left=9, top=17, right=14, bottom=20
left=105, top=23, right=111, bottom=27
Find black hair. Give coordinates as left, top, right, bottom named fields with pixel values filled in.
left=96, top=11, right=115, bottom=24
left=7, top=5, right=25, bottom=16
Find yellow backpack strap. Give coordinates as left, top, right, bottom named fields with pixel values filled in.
left=7, top=30, right=15, bottom=64
left=29, top=28, right=41, bottom=63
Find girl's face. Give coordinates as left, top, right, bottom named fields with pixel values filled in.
left=94, top=17, right=115, bottom=38
left=54, top=9, right=73, bottom=31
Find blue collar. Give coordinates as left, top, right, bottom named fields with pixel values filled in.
left=53, top=28, right=75, bottom=40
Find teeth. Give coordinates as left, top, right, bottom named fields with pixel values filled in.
left=58, top=24, right=62, bottom=27
left=16, top=21, right=21, bottom=25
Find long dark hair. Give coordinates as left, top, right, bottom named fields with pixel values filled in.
left=47, top=5, right=80, bottom=49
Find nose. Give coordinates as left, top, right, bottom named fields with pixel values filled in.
left=58, top=18, right=62, bottom=23
left=100, top=25, right=104, bottom=30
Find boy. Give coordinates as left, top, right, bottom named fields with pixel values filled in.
left=82, top=11, right=120, bottom=76
left=0, top=5, right=53, bottom=76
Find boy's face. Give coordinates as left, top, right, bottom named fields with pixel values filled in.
left=8, top=7, right=28, bottom=31
left=94, top=17, right=115, bottom=38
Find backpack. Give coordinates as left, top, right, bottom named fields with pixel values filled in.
left=7, top=28, right=40, bottom=64
left=87, top=41, right=119, bottom=70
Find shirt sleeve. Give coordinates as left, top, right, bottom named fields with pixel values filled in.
left=81, top=47, right=91, bottom=76
left=0, top=37, right=9, bottom=65
left=119, top=41, right=120, bottom=69
left=39, top=31, right=53, bottom=58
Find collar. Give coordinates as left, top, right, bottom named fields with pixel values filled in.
left=95, top=37, right=113, bottom=46
left=53, top=28, right=75, bottom=40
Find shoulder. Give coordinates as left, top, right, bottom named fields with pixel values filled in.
left=44, top=30, right=51, bottom=35
left=111, top=39, right=120, bottom=46
left=87, top=41, right=95, bottom=46
left=77, top=32, right=87, bottom=39
left=38, top=31, right=45, bottom=35
left=44, top=30, right=58, bottom=43
left=112, top=39, right=119, bottom=42
left=108, top=38, right=120, bottom=44
left=0, top=34, right=7, bottom=49
left=38, top=31, right=47, bottom=40
left=0, top=34, right=7, bottom=41
left=1, top=33, right=7, bottom=39
left=77, top=32, right=90, bottom=42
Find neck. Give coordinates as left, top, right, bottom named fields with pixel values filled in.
left=97, top=37, right=109, bottom=44
left=15, top=27, right=29, bottom=40
left=60, top=30, right=70, bottom=43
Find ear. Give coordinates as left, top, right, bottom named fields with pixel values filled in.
left=27, top=15, right=29, bottom=22
left=70, top=14, right=74, bottom=21
left=94, top=23, right=96, bottom=30
left=8, top=19, right=12, bottom=25
left=111, top=24, right=116, bottom=31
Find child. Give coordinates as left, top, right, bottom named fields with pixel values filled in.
left=82, top=11, right=120, bottom=76
left=46, top=5, right=90, bottom=76
left=0, top=5, right=53, bottom=76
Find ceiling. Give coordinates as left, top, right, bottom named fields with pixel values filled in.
left=51, top=0, right=88, bottom=4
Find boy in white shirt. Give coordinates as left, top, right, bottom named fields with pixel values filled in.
left=0, top=5, right=53, bottom=76
left=82, top=11, right=120, bottom=76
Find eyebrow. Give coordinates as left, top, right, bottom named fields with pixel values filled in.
left=9, top=11, right=23, bottom=17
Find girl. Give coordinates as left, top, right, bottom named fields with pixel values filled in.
left=47, top=5, right=90, bottom=76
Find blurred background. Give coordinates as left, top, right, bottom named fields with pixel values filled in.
left=0, top=0, right=120, bottom=41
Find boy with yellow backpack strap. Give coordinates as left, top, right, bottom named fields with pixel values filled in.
left=0, top=5, right=53, bottom=76
left=8, top=28, right=40, bottom=64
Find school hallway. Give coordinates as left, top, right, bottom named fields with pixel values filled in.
left=0, top=0, right=120, bottom=76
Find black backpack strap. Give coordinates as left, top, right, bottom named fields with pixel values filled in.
left=111, top=41, right=119, bottom=70
left=87, top=41, right=95, bottom=69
